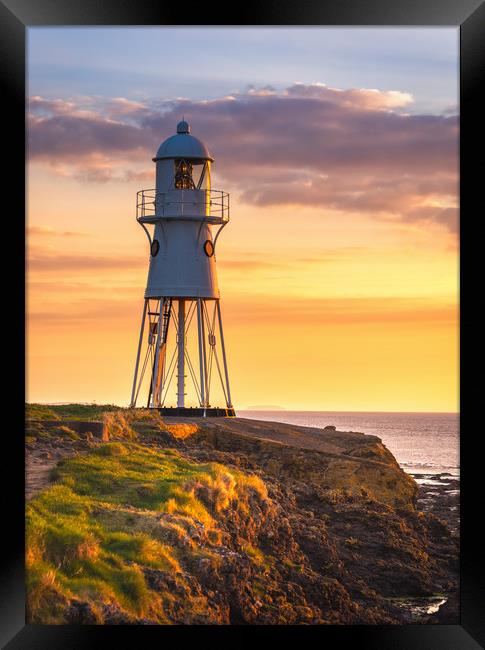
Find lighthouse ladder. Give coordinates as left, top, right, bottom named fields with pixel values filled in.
left=150, top=299, right=173, bottom=407
left=161, top=299, right=172, bottom=344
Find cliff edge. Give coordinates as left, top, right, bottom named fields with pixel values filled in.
left=25, top=406, right=458, bottom=625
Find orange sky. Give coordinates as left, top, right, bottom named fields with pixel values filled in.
left=27, top=161, right=458, bottom=411
left=26, top=28, right=458, bottom=411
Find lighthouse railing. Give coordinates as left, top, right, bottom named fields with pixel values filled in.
left=136, top=189, right=229, bottom=223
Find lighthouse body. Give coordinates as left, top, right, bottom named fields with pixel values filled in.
left=144, top=123, right=220, bottom=299
left=130, top=121, right=233, bottom=415
left=145, top=219, right=219, bottom=298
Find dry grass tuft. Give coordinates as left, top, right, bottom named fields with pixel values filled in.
left=26, top=440, right=272, bottom=624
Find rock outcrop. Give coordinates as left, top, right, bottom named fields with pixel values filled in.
left=25, top=409, right=459, bottom=625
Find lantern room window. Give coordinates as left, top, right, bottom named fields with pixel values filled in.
left=174, top=159, right=195, bottom=189
left=172, top=159, right=211, bottom=191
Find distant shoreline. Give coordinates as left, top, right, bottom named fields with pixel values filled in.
left=239, top=409, right=459, bottom=416
left=35, top=403, right=458, bottom=416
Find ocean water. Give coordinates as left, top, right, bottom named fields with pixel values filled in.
left=238, top=411, right=459, bottom=478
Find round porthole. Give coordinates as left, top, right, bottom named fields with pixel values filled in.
left=151, top=239, right=160, bottom=257
left=203, top=240, right=214, bottom=257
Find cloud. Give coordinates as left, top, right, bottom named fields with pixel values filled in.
left=27, top=225, right=91, bottom=237
left=284, top=83, right=414, bottom=109
left=403, top=205, right=459, bottom=233
left=28, top=293, right=457, bottom=327
left=218, top=259, right=289, bottom=272
left=27, top=83, right=458, bottom=231
left=28, top=114, right=149, bottom=161
left=107, top=97, right=150, bottom=116
left=27, top=250, right=145, bottom=272
left=218, top=252, right=345, bottom=272
left=223, top=295, right=458, bottom=326
left=27, top=279, right=142, bottom=294
left=27, top=300, right=138, bottom=324
left=27, top=250, right=326, bottom=276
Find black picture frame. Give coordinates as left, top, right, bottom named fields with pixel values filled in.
left=1, top=0, right=483, bottom=647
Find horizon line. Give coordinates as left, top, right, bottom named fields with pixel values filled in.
left=28, top=401, right=459, bottom=416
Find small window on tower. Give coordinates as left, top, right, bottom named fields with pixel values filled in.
left=151, top=239, right=160, bottom=256
left=203, top=240, right=214, bottom=257
left=174, top=159, right=195, bottom=189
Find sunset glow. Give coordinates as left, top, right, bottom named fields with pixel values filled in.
left=27, top=27, right=458, bottom=411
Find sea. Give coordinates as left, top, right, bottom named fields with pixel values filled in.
left=238, top=410, right=459, bottom=479
left=238, top=411, right=460, bottom=619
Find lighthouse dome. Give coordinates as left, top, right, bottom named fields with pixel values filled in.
left=153, top=121, right=214, bottom=162
left=176, top=119, right=190, bottom=134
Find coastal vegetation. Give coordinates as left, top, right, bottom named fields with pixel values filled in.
left=27, top=439, right=266, bottom=623
left=25, top=404, right=459, bottom=624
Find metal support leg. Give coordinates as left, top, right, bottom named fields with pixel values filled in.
left=149, top=299, right=164, bottom=408
left=177, top=299, right=186, bottom=408
left=216, top=300, right=233, bottom=408
left=153, top=299, right=171, bottom=407
left=197, top=299, right=206, bottom=407
left=130, top=299, right=148, bottom=407
left=200, top=300, right=209, bottom=407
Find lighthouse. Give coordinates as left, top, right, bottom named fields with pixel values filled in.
left=130, top=120, right=235, bottom=416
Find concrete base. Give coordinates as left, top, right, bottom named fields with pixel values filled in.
left=155, top=407, right=236, bottom=417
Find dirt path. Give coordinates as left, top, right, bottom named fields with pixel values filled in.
left=25, top=442, right=86, bottom=501
left=25, top=454, right=59, bottom=500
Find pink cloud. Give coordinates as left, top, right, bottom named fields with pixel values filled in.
left=27, top=250, right=144, bottom=272
left=27, top=225, right=91, bottom=237
left=27, top=84, right=458, bottom=231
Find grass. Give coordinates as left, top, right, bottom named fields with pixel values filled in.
left=240, top=542, right=272, bottom=573
left=26, top=403, right=121, bottom=422
left=102, top=409, right=164, bottom=441
left=25, top=406, right=167, bottom=445
left=26, top=404, right=60, bottom=421
left=26, top=440, right=268, bottom=624
left=25, top=421, right=81, bottom=442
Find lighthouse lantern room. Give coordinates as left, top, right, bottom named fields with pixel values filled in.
left=130, top=121, right=235, bottom=416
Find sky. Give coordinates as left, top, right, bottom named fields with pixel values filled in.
left=26, top=27, right=459, bottom=412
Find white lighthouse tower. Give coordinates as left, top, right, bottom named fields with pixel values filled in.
left=130, top=120, right=235, bottom=416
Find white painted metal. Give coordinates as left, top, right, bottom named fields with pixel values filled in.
left=200, top=301, right=209, bottom=406
left=216, top=300, right=233, bottom=408
left=152, top=298, right=168, bottom=407
left=153, top=125, right=213, bottom=163
left=149, top=299, right=165, bottom=407
left=145, top=218, right=219, bottom=299
left=130, top=121, right=234, bottom=411
left=197, top=299, right=206, bottom=407
left=143, top=124, right=219, bottom=299
left=177, top=299, right=186, bottom=408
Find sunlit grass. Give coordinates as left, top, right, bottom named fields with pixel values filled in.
left=26, top=440, right=268, bottom=624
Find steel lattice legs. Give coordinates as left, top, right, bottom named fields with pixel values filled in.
left=130, top=298, right=233, bottom=412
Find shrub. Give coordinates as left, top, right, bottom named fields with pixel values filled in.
left=102, top=411, right=138, bottom=441
left=56, top=425, right=80, bottom=441
left=95, top=443, right=129, bottom=457
left=49, top=403, right=120, bottom=420
left=26, top=404, right=60, bottom=421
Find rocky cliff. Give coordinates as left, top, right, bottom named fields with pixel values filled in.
left=25, top=406, right=459, bottom=625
